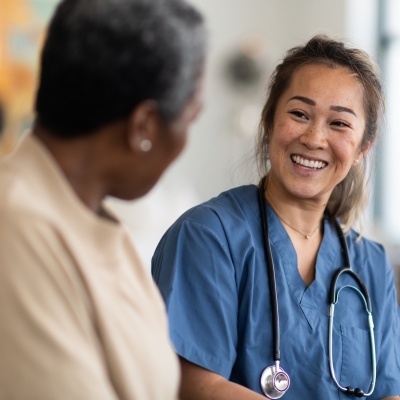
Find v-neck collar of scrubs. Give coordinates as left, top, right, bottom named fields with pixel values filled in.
left=265, top=203, right=342, bottom=326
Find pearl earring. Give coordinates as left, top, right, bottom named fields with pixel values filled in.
left=139, top=139, right=152, bottom=152
left=355, top=159, right=359, bottom=164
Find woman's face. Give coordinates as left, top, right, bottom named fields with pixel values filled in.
left=267, top=63, right=367, bottom=203
left=125, top=74, right=205, bottom=200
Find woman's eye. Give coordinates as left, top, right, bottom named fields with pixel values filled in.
left=290, top=111, right=307, bottom=119
left=331, top=121, right=350, bottom=128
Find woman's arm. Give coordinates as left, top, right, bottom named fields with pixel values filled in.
left=179, top=356, right=400, bottom=400
left=179, top=357, right=266, bottom=400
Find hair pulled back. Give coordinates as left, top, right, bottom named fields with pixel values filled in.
left=35, top=0, right=206, bottom=138
left=257, top=35, right=384, bottom=229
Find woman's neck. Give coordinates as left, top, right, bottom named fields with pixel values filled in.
left=33, top=126, right=109, bottom=214
left=263, top=175, right=328, bottom=239
left=263, top=175, right=328, bottom=286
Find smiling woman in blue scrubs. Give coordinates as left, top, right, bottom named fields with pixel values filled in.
left=152, top=36, right=400, bottom=400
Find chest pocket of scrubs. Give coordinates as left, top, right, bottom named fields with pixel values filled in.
left=338, top=325, right=380, bottom=399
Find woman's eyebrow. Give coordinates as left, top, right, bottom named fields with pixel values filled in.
left=329, top=105, right=357, bottom=117
left=287, top=95, right=316, bottom=106
left=288, top=96, right=357, bottom=117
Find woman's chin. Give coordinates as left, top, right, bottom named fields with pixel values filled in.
left=284, top=185, right=331, bottom=203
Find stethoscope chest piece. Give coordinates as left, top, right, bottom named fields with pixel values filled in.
left=257, top=178, right=376, bottom=398
left=260, top=363, right=290, bottom=399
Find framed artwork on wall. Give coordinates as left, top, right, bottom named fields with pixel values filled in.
left=0, top=0, right=58, bottom=156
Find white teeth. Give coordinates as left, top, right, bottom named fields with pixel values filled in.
left=291, top=155, right=326, bottom=169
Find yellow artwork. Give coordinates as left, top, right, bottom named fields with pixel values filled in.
left=0, top=0, right=58, bottom=156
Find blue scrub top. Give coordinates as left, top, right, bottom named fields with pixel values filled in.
left=152, top=185, right=400, bottom=399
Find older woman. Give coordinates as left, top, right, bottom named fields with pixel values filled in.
left=0, top=0, right=205, bottom=399
left=152, top=36, right=400, bottom=399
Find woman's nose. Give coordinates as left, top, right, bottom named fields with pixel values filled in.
left=298, top=123, right=328, bottom=150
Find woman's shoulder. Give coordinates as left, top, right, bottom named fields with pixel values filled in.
left=346, top=228, right=392, bottom=275
left=173, top=184, right=259, bottom=230
left=347, top=228, right=385, bottom=255
left=153, top=185, right=260, bottom=278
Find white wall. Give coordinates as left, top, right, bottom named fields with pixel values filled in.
left=344, top=0, right=379, bottom=55
left=375, top=0, right=400, bottom=246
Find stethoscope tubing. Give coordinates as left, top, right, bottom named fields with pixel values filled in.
left=258, top=177, right=376, bottom=398
left=328, top=289, right=376, bottom=397
left=330, top=217, right=372, bottom=312
left=328, top=218, right=376, bottom=396
left=258, top=177, right=281, bottom=361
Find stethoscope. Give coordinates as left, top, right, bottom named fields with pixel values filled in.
left=257, top=177, right=376, bottom=399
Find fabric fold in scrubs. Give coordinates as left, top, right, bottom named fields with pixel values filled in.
left=152, top=185, right=400, bottom=400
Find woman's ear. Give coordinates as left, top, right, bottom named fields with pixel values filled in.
left=353, top=140, right=373, bottom=166
left=126, top=100, right=161, bottom=153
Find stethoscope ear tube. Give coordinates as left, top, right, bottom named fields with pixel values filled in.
left=328, top=279, right=376, bottom=397
left=328, top=219, right=376, bottom=397
left=329, top=267, right=372, bottom=313
left=330, top=217, right=372, bottom=313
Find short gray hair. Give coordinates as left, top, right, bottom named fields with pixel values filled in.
left=36, top=0, right=207, bottom=137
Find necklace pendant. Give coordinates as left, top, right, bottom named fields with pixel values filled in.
left=306, top=235, right=311, bottom=239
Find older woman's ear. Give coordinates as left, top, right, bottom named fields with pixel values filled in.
left=126, top=100, right=161, bottom=154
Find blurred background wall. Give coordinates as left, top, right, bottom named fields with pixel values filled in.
left=0, top=0, right=399, bottom=295
left=0, top=0, right=56, bottom=154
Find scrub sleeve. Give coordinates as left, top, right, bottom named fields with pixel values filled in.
left=373, top=261, right=400, bottom=396
left=152, top=208, right=238, bottom=379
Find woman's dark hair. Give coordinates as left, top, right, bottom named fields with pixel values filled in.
left=35, top=0, right=206, bottom=138
left=257, top=35, right=385, bottom=229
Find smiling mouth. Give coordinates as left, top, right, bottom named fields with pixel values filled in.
left=291, top=155, right=327, bottom=170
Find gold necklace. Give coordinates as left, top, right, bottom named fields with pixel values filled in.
left=261, top=176, right=321, bottom=239
left=275, top=211, right=320, bottom=239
